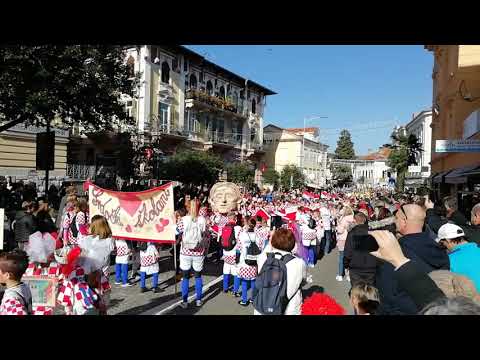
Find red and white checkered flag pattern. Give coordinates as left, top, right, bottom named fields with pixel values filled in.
left=33, top=306, right=54, bottom=316
left=0, top=298, right=28, bottom=315
left=140, top=255, right=156, bottom=267
left=116, top=244, right=129, bottom=256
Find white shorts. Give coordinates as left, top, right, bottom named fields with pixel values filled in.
left=180, top=254, right=204, bottom=273
left=223, top=262, right=238, bottom=276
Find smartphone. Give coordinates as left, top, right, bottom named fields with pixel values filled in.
left=352, top=235, right=379, bottom=252
left=270, top=215, right=283, bottom=230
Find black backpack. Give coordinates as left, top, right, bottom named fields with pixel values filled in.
left=245, top=232, right=261, bottom=266
left=253, top=252, right=295, bottom=315
left=308, top=217, right=316, bottom=230
left=69, top=214, right=79, bottom=238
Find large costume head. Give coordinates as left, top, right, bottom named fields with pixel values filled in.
left=209, top=182, right=242, bottom=214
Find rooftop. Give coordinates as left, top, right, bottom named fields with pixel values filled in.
left=358, top=147, right=391, bottom=161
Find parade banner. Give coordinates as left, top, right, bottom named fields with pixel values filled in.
left=87, top=181, right=176, bottom=243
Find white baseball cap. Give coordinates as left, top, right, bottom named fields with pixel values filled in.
left=435, top=223, right=466, bottom=243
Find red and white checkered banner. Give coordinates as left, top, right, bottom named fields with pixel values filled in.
left=86, top=181, right=176, bottom=244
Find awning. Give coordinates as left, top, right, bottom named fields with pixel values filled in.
left=432, top=170, right=453, bottom=184
left=445, top=164, right=480, bottom=184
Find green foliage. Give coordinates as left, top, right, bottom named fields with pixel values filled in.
left=280, top=165, right=306, bottom=190
left=330, top=163, right=352, bottom=186
left=159, top=150, right=224, bottom=187
left=387, top=133, right=423, bottom=191
left=262, top=168, right=280, bottom=188
left=0, top=45, right=138, bottom=132
left=227, top=162, right=255, bottom=187
left=335, top=129, right=356, bottom=159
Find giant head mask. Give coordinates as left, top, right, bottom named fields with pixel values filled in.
left=209, top=182, right=242, bottom=214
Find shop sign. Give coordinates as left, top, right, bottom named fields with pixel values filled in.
left=435, top=139, right=480, bottom=153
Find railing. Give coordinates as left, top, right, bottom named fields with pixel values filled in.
left=66, top=164, right=116, bottom=180
left=206, top=131, right=243, bottom=146
left=186, top=89, right=246, bottom=115
left=148, top=115, right=188, bottom=137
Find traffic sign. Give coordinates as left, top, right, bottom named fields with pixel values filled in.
left=435, top=139, right=480, bottom=153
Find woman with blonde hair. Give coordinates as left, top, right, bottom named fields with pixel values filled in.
left=335, top=205, right=355, bottom=282
left=179, top=198, right=207, bottom=309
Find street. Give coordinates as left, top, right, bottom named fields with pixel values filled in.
left=105, top=248, right=350, bottom=315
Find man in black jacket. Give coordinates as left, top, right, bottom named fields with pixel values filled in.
left=375, top=204, right=450, bottom=315
left=13, top=201, right=37, bottom=250
left=344, top=211, right=378, bottom=287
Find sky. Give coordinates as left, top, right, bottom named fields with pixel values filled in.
left=185, top=45, right=433, bottom=155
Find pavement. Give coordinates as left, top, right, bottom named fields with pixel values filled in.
left=51, top=246, right=351, bottom=315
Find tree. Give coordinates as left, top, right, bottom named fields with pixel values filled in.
left=227, top=162, right=255, bottom=188
left=280, top=165, right=305, bottom=190
left=159, top=150, right=224, bottom=188
left=330, top=163, right=352, bottom=186
left=387, top=133, right=423, bottom=192
left=335, top=129, right=356, bottom=159
left=0, top=45, right=138, bottom=133
left=262, top=168, right=280, bottom=189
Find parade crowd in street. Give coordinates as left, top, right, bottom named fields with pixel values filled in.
left=1, top=176, right=480, bottom=315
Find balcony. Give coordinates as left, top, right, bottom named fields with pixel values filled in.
left=204, top=131, right=243, bottom=150
left=66, top=164, right=116, bottom=180
left=185, top=89, right=247, bottom=119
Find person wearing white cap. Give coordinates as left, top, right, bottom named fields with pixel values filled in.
left=436, top=223, right=480, bottom=292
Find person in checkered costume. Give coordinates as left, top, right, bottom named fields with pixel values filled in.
left=24, top=231, right=61, bottom=315
left=68, top=199, right=89, bottom=246
left=301, top=222, right=319, bottom=268
left=237, top=217, right=265, bottom=306
left=0, top=250, right=32, bottom=315
left=61, top=199, right=76, bottom=246
left=221, top=212, right=242, bottom=296
left=139, top=242, right=161, bottom=293
left=114, top=239, right=131, bottom=287
left=254, top=216, right=271, bottom=251
left=179, top=199, right=207, bottom=309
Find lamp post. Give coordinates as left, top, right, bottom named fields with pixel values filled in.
left=301, top=115, right=328, bottom=185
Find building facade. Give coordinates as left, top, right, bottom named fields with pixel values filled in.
left=118, top=45, right=276, bottom=185
left=425, top=45, right=480, bottom=201
left=404, top=110, right=433, bottom=190
left=331, top=147, right=393, bottom=188
left=0, top=124, right=69, bottom=193
left=262, top=125, right=328, bottom=189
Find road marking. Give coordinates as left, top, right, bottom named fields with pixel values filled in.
left=153, top=275, right=224, bottom=315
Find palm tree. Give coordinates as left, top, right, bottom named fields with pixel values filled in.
left=387, top=130, right=423, bottom=192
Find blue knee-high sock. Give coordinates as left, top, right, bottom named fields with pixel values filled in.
left=195, top=277, right=203, bottom=301
left=233, top=276, right=240, bottom=293
left=140, top=272, right=146, bottom=288
left=242, top=279, right=248, bottom=303
left=115, top=264, right=121, bottom=282
left=152, top=273, right=159, bottom=288
left=181, top=277, right=189, bottom=302
left=250, top=279, right=256, bottom=301
left=223, top=274, right=230, bottom=291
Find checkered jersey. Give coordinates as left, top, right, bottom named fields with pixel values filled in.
left=237, top=231, right=264, bottom=280
left=68, top=211, right=87, bottom=245
left=140, top=245, right=159, bottom=267
left=25, top=262, right=61, bottom=277
left=32, top=306, right=54, bottom=316
left=115, top=241, right=130, bottom=256
left=254, top=226, right=270, bottom=242
left=176, top=218, right=184, bottom=234
left=302, top=227, right=317, bottom=241
left=0, top=298, right=28, bottom=315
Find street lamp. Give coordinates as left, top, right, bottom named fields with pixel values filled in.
left=301, top=115, right=328, bottom=183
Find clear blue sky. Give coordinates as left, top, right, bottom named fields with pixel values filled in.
left=185, top=45, right=433, bottom=155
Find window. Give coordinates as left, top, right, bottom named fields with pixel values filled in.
left=183, top=58, right=188, bottom=72
left=159, top=102, right=169, bottom=130
left=206, top=80, right=213, bottom=95
left=187, top=111, right=199, bottom=133
left=232, top=92, right=238, bottom=108
left=218, top=119, right=224, bottom=136
left=219, top=86, right=225, bottom=99
left=215, top=79, right=218, bottom=87
left=150, top=47, right=158, bottom=62
left=252, top=99, right=256, bottom=114
left=189, top=74, right=197, bottom=89
left=126, top=56, right=135, bottom=78
left=161, top=61, right=170, bottom=84
left=251, top=126, right=256, bottom=142
left=247, top=90, right=251, bottom=100
left=199, top=71, right=204, bottom=83
left=240, top=90, right=245, bottom=99
left=172, top=57, right=179, bottom=72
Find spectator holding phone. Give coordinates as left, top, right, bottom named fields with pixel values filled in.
left=375, top=204, right=450, bottom=315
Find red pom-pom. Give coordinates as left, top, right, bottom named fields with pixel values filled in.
left=61, top=247, right=82, bottom=276
left=301, top=293, right=346, bottom=315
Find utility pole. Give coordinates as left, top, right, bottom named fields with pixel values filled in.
left=45, top=121, right=50, bottom=197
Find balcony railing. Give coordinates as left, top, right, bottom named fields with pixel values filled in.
left=66, top=164, right=116, bottom=180
left=186, top=89, right=248, bottom=115
left=206, top=131, right=243, bottom=146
